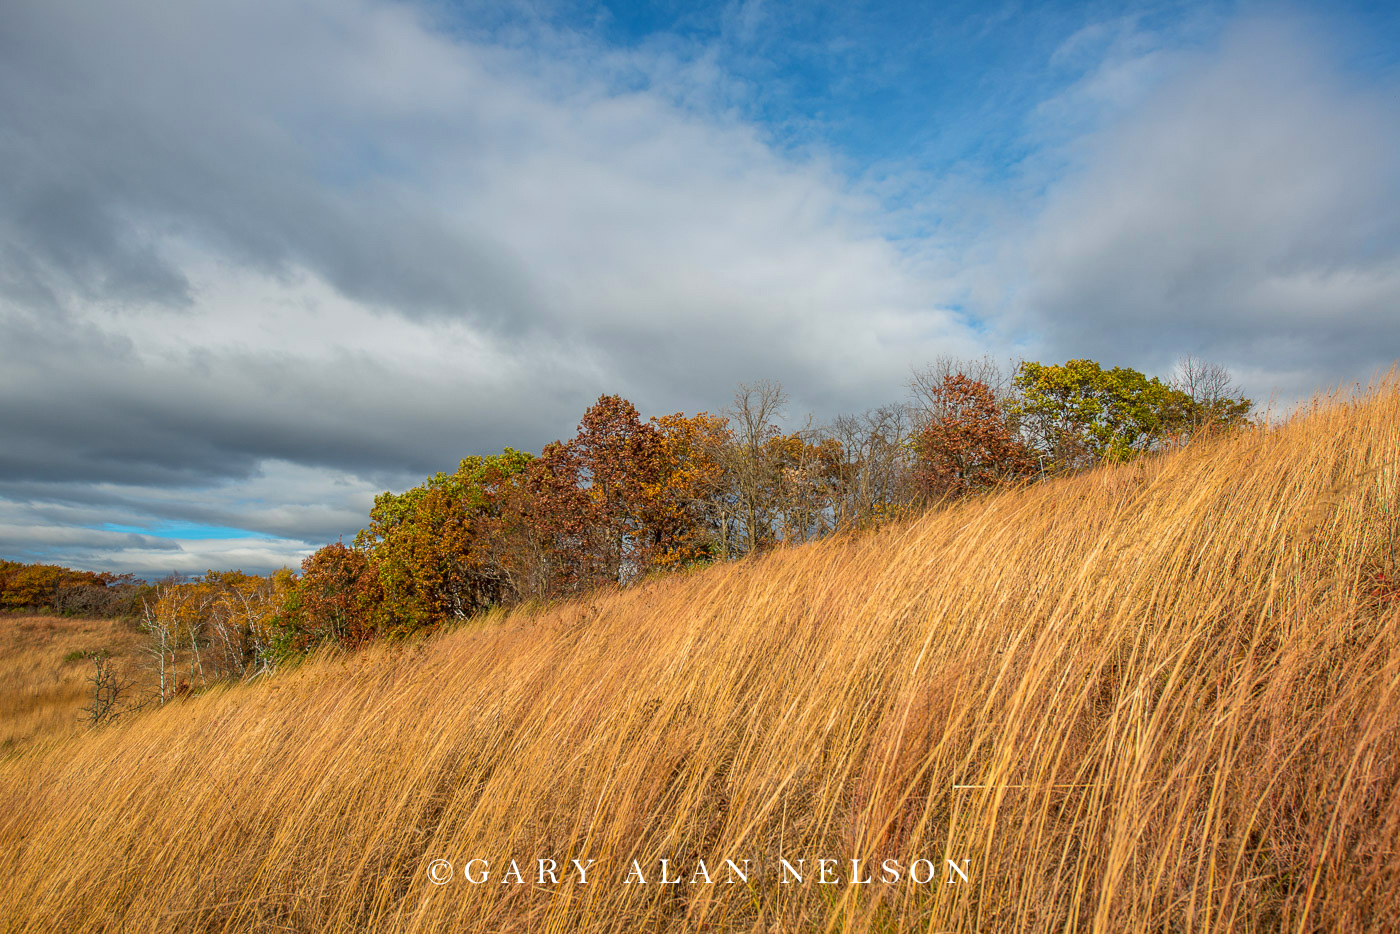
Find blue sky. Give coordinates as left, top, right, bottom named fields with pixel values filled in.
left=449, top=1, right=1398, bottom=176
left=1, top=0, right=1398, bottom=574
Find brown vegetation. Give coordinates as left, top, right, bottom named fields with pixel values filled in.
left=0, top=380, right=1394, bottom=932
left=0, top=615, right=147, bottom=754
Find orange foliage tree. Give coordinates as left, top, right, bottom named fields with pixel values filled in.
left=569, top=395, right=664, bottom=584
left=0, top=560, right=141, bottom=615
left=280, top=542, right=384, bottom=650
left=353, top=449, right=534, bottom=633
left=915, top=373, right=1037, bottom=497
left=643, top=412, right=730, bottom=569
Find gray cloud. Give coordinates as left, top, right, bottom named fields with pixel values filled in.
left=1, top=1, right=571, bottom=328
left=0, top=3, right=1395, bottom=574
left=1019, top=19, right=1400, bottom=395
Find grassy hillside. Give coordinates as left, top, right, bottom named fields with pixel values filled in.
left=2, top=383, right=1398, bottom=933
left=0, top=614, right=147, bottom=755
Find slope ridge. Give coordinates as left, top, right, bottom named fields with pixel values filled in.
left=3, top=383, right=1398, bottom=933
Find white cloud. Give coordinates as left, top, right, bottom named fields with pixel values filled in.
left=1015, top=17, right=1400, bottom=398
left=0, top=0, right=978, bottom=571
left=1, top=3, right=1396, bottom=572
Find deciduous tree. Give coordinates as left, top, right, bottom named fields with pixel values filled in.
left=915, top=373, right=1036, bottom=497
left=1012, top=359, right=1195, bottom=468
left=1171, top=355, right=1254, bottom=435
left=355, top=449, right=533, bottom=631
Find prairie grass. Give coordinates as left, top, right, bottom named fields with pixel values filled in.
left=2, top=382, right=1399, bottom=933
left=0, top=614, right=146, bottom=755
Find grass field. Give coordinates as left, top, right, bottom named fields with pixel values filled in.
left=0, top=614, right=147, bottom=755
left=1, top=383, right=1398, bottom=932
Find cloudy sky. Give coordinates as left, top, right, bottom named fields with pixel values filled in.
left=2, top=0, right=1398, bottom=575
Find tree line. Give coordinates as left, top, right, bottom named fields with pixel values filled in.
left=285, top=355, right=1251, bottom=651
left=4, top=356, right=1252, bottom=707
left=0, top=561, right=146, bottom=617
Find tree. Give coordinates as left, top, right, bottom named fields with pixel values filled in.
left=914, top=373, right=1036, bottom=497
left=910, top=354, right=1016, bottom=428
left=140, top=578, right=183, bottom=705
left=771, top=428, right=847, bottom=544
left=712, top=380, right=789, bottom=557
left=1172, top=355, right=1254, bottom=435
left=494, top=441, right=601, bottom=601
left=136, top=570, right=292, bottom=694
left=570, top=395, right=665, bottom=583
left=827, top=406, right=919, bottom=530
left=643, top=411, right=730, bottom=569
left=355, top=449, right=534, bottom=632
left=0, top=561, right=61, bottom=610
left=53, top=571, right=142, bottom=618
left=282, top=543, right=383, bottom=650
left=1012, top=359, right=1195, bottom=468
left=202, top=569, right=293, bottom=677
left=79, top=651, right=136, bottom=725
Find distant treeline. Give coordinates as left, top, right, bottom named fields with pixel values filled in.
left=8, top=356, right=1253, bottom=702
left=0, top=560, right=150, bottom=617
left=275, top=356, right=1250, bottom=647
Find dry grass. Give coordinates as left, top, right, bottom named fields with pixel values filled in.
left=3, top=382, right=1400, bottom=933
left=0, top=614, right=147, bottom=755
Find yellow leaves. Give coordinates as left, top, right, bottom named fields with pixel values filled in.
left=148, top=572, right=289, bottom=643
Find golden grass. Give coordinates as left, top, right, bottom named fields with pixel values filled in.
left=3, top=382, right=1399, bottom=933
left=0, top=614, right=147, bottom=755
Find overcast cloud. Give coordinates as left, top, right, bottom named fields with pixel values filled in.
left=1, top=0, right=1397, bottom=574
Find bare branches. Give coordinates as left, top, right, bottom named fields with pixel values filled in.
left=909, top=355, right=1017, bottom=429
left=826, top=405, right=918, bottom=530
left=138, top=572, right=288, bottom=705
left=78, top=651, right=139, bottom=726
left=718, top=380, right=790, bottom=555
left=1172, top=355, right=1255, bottom=433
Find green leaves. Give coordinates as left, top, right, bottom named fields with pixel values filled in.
left=353, top=448, right=536, bottom=633
left=1012, top=359, right=1195, bottom=468
left=267, top=361, right=1251, bottom=652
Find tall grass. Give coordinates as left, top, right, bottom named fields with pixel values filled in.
left=0, top=615, right=146, bottom=755
left=2, top=382, right=1398, bottom=933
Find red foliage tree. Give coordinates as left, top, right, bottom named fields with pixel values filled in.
left=494, top=441, right=602, bottom=601
left=286, top=541, right=384, bottom=649
left=914, top=374, right=1036, bottom=498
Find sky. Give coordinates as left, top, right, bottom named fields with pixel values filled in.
left=2, top=0, right=1398, bottom=576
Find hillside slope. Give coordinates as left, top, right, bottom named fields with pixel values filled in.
left=2, top=384, right=1399, bottom=933
left=0, top=615, right=146, bottom=753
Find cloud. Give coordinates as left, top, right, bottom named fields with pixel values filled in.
left=1017, top=18, right=1400, bottom=396
left=0, top=0, right=975, bottom=572
left=0, top=460, right=381, bottom=575
left=0, top=2, right=1395, bottom=573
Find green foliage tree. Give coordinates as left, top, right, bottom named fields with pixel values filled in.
left=232, top=363, right=1253, bottom=658
left=354, top=448, right=534, bottom=633
left=1012, top=359, right=1195, bottom=468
